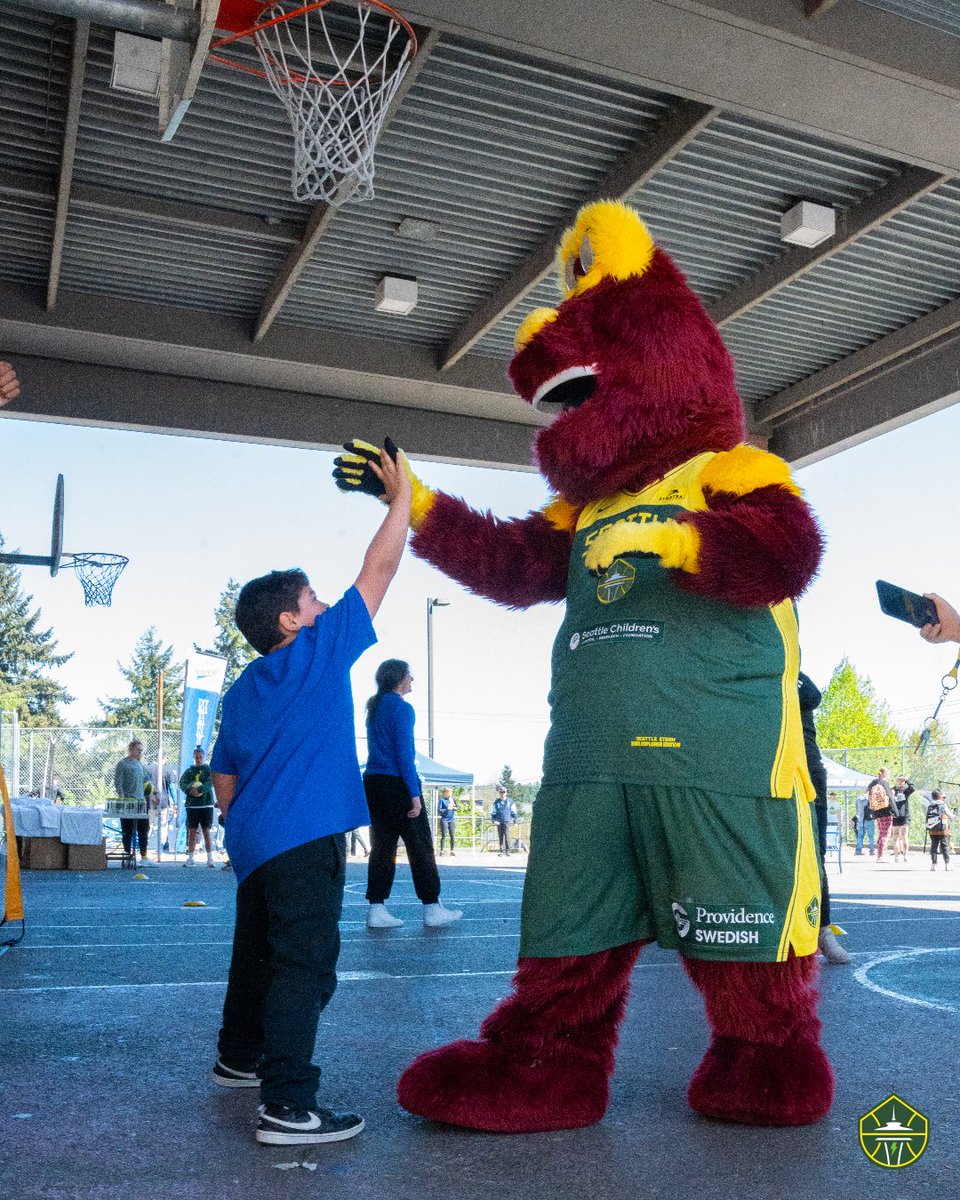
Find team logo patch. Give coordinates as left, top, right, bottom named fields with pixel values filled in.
left=859, top=1095, right=928, bottom=1168
left=671, top=901, right=690, bottom=938
left=597, top=558, right=635, bottom=604
left=805, top=896, right=820, bottom=928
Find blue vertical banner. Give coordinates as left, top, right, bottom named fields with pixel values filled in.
left=178, top=652, right=227, bottom=771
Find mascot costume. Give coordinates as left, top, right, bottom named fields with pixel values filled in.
left=335, top=201, right=833, bottom=1131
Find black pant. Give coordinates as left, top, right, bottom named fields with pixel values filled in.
left=120, top=817, right=149, bottom=856
left=813, top=798, right=831, bottom=926
left=496, top=822, right=511, bottom=853
left=930, top=833, right=950, bottom=863
left=439, top=818, right=455, bottom=852
left=218, top=836, right=345, bottom=1110
left=364, top=774, right=440, bottom=904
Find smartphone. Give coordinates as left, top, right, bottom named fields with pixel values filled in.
left=876, top=580, right=939, bottom=628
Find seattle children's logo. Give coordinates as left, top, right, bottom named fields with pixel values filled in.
left=858, top=1094, right=928, bottom=1168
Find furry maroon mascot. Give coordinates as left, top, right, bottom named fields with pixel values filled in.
left=335, top=201, right=832, bottom=1131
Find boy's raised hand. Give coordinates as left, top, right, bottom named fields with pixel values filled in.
left=370, top=442, right=412, bottom=508
left=334, top=436, right=436, bottom=530
left=333, top=437, right=399, bottom=500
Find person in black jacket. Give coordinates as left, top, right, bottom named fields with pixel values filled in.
left=798, top=672, right=852, bottom=965
left=891, top=776, right=914, bottom=862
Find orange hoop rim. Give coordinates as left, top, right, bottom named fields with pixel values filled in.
left=210, top=0, right=418, bottom=85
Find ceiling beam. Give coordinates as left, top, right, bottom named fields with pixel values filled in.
left=0, top=281, right=534, bottom=431
left=47, top=18, right=89, bottom=311
left=252, top=28, right=442, bottom=343
left=708, top=165, right=950, bottom=327
left=0, top=354, right=540, bottom=469
left=756, top=294, right=960, bottom=429
left=0, top=169, right=302, bottom=246
left=439, top=100, right=718, bottom=371
left=395, top=0, right=960, bottom=173
left=768, top=317, right=960, bottom=466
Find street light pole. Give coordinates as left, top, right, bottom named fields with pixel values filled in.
left=426, top=598, right=449, bottom=760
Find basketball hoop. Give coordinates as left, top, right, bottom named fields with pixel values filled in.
left=65, top=553, right=130, bottom=608
left=211, top=0, right=417, bottom=204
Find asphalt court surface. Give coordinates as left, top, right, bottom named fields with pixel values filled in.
left=1, top=855, right=957, bottom=1200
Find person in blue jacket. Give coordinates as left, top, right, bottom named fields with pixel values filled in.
left=364, top=658, right=462, bottom=930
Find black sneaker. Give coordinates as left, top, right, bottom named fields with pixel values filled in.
left=255, top=1104, right=365, bottom=1145
left=211, top=1059, right=260, bottom=1088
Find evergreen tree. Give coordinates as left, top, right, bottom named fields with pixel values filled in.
left=201, top=578, right=256, bottom=693
left=100, top=627, right=184, bottom=727
left=815, top=657, right=901, bottom=775
left=0, top=545, right=72, bottom=725
left=497, top=764, right=517, bottom=792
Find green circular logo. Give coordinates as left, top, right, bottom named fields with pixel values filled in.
left=597, top=558, right=636, bottom=605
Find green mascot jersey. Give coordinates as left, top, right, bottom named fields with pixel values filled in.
left=541, top=452, right=813, bottom=804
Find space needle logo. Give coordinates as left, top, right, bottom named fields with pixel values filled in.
left=859, top=1094, right=928, bottom=1168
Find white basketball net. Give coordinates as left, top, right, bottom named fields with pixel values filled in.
left=251, top=1, right=414, bottom=204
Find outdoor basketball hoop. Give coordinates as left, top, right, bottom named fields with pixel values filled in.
left=0, top=476, right=129, bottom=607
left=210, top=0, right=417, bottom=204
left=63, top=553, right=130, bottom=608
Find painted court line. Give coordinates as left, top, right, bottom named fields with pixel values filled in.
left=0, top=962, right=680, bottom=995
left=853, top=947, right=959, bottom=1014
left=19, top=930, right=523, bottom=951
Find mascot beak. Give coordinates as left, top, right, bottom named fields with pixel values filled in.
left=531, top=365, right=598, bottom=413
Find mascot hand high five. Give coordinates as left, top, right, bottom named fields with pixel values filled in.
left=335, top=201, right=832, bottom=1132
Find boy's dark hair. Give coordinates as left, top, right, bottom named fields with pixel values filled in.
left=235, top=569, right=309, bottom=656
left=366, top=659, right=410, bottom=723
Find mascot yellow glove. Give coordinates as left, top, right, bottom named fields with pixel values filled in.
left=333, top=438, right=436, bottom=531
left=584, top=518, right=700, bottom=574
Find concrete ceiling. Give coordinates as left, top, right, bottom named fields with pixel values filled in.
left=1, top=0, right=959, bottom=468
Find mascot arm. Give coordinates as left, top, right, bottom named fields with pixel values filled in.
left=412, top=492, right=574, bottom=608
left=583, top=446, right=823, bottom=608
left=334, top=439, right=572, bottom=608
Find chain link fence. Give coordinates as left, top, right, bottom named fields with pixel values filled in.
left=0, top=715, right=182, bottom=804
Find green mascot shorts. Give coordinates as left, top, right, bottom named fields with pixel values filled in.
left=519, top=783, right=821, bottom=962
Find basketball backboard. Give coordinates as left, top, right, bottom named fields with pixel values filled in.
left=50, top=474, right=64, bottom=577
left=159, top=0, right=221, bottom=141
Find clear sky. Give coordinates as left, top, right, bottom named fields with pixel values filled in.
left=2, top=397, right=958, bottom=781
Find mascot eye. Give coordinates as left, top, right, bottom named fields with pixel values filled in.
left=563, top=232, right=595, bottom=292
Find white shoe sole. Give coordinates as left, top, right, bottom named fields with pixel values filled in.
left=212, top=1072, right=260, bottom=1089
left=255, top=1118, right=365, bottom=1145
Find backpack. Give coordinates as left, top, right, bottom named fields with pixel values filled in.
left=867, top=782, right=889, bottom=812
left=926, top=802, right=946, bottom=834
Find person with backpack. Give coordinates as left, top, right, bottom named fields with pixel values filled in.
left=926, top=790, right=954, bottom=872
left=865, top=768, right=895, bottom=862
left=890, top=777, right=914, bottom=862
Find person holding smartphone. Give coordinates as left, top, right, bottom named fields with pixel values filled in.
left=920, top=595, right=960, bottom=644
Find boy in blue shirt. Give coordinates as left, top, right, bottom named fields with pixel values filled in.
left=210, top=446, right=410, bottom=1146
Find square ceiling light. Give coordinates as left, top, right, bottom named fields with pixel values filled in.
left=375, top=276, right=418, bottom=315
left=111, top=32, right=162, bottom=97
left=780, top=200, right=836, bottom=248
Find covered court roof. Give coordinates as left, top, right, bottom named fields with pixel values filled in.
left=2, top=0, right=959, bottom=467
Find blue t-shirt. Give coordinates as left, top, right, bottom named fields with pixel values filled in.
left=211, top=586, right=375, bottom=883
left=364, top=691, right=422, bottom=799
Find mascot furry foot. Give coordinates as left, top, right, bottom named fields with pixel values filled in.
left=397, top=943, right=643, bottom=1133
left=684, top=955, right=834, bottom=1125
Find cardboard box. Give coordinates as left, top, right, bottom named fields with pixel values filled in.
left=21, top=836, right=68, bottom=870
left=67, top=840, right=107, bottom=871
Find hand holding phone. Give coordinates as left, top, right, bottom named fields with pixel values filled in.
left=876, top=580, right=939, bottom=628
